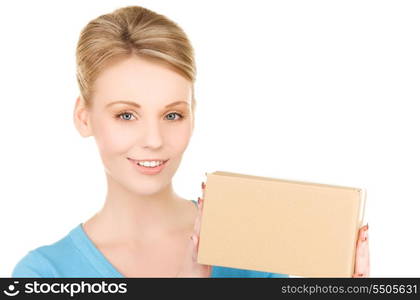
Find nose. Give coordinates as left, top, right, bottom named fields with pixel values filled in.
left=139, top=118, right=164, bottom=149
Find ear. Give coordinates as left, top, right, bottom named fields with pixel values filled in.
left=73, top=96, right=93, bottom=137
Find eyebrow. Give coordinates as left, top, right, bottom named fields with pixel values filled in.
left=105, top=100, right=189, bottom=109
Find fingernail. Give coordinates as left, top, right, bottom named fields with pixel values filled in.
left=202, top=182, right=205, bottom=190
left=198, top=197, right=202, bottom=206
left=367, top=223, right=369, bottom=230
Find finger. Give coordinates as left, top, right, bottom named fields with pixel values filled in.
left=354, top=234, right=370, bottom=277
left=356, top=230, right=369, bottom=258
left=199, top=196, right=204, bottom=215
left=198, top=196, right=205, bottom=226
left=356, top=240, right=369, bottom=264
left=191, top=234, right=198, bottom=262
left=195, top=200, right=203, bottom=236
left=198, top=196, right=203, bottom=211
left=193, top=201, right=201, bottom=236
left=202, top=181, right=206, bottom=200
left=358, top=225, right=368, bottom=242
left=196, top=211, right=203, bottom=250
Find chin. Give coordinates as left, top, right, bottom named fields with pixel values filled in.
left=127, top=179, right=169, bottom=196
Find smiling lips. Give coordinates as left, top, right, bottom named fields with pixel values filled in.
left=128, top=157, right=168, bottom=164
left=127, top=157, right=169, bottom=174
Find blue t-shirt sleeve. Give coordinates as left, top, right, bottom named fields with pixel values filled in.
left=267, top=272, right=289, bottom=278
left=12, top=251, right=55, bottom=278
left=211, top=265, right=289, bottom=278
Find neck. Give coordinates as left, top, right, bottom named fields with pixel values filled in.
left=85, top=173, right=188, bottom=244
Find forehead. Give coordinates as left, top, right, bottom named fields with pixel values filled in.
left=92, top=55, right=192, bottom=107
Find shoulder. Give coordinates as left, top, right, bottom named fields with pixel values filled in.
left=12, top=225, right=81, bottom=278
left=211, top=265, right=289, bottom=278
left=12, top=250, right=52, bottom=277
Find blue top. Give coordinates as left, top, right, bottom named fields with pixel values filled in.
left=12, top=200, right=288, bottom=278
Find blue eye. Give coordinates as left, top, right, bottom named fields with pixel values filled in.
left=166, top=112, right=184, bottom=121
left=117, top=112, right=135, bottom=121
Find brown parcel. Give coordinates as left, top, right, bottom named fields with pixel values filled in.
left=197, top=171, right=366, bottom=277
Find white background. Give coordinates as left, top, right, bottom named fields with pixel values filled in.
left=1, top=0, right=419, bottom=277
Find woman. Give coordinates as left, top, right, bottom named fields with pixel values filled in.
left=12, top=5, right=369, bottom=278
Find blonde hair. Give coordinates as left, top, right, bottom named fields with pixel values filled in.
left=76, top=5, right=196, bottom=113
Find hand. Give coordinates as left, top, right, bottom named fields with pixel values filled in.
left=176, top=177, right=212, bottom=277
left=352, top=224, right=370, bottom=277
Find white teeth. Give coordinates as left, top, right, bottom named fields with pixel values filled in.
left=137, top=160, right=164, bottom=167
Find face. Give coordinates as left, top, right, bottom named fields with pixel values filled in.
left=74, top=55, right=194, bottom=196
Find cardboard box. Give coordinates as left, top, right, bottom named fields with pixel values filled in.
left=197, top=171, right=366, bottom=277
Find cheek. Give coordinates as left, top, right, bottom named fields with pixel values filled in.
left=93, top=119, right=134, bottom=156
left=166, top=125, right=192, bottom=153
